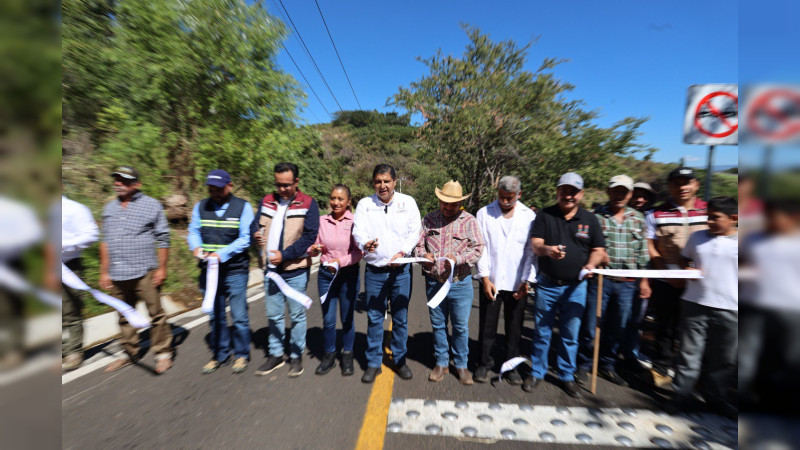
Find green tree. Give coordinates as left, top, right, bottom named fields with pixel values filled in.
left=392, top=25, right=654, bottom=210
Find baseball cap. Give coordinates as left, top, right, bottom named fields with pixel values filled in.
left=633, top=182, right=656, bottom=194
left=205, top=169, right=231, bottom=188
left=110, top=166, right=140, bottom=180
left=668, top=167, right=697, bottom=181
left=557, top=172, right=584, bottom=190
left=608, top=175, right=634, bottom=190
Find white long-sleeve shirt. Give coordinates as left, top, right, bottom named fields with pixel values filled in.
left=62, top=196, right=99, bottom=262
left=352, top=191, right=421, bottom=267
left=475, top=200, right=537, bottom=291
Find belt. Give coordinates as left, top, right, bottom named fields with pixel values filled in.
left=539, top=272, right=580, bottom=286
left=605, top=276, right=636, bottom=283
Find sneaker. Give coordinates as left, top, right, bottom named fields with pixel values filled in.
left=315, top=353, right=336, bottom=375
left=599, top=368, right=629, bottom=387
left=473, top=366, right=489, bottom=384
left=341, top=351, right=354, bottom=376
left=574, top=368, right=589, bottom=386
left=255, top=356, right=285, bottom=376
left=504, top=369, right=523, bottom=385
left=288, top=357, right=303, bottom=377
left=232, top=357, right=248, bottom=374
left=62, top=353, right=83, bottom=372
left=202, top=359, right=221, bottom=375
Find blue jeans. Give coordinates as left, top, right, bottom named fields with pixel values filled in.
left=318, top=265, right=360, bottom=354
left=577, top=278, right=636, bottom=371
left=201, top=269, right=250, bottom=361
left=426, top=276, right=474, bottom=369
left=365, top=264, right=412, bottom=368
left=621, top=290, right=648, bottom=360
left=530, top=274, right=587, bottom=381
left=264, top=271, right=309, bottom=359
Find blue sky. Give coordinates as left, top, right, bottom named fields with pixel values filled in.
left=266, top=0, right=739, bottom=167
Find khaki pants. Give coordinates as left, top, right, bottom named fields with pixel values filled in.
left=62, top=259, right=84, bottom=357
left=111, top=270, right=173, bottom=358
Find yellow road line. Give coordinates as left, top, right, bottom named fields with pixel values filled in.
left=355, top=322, right=394, bottom=450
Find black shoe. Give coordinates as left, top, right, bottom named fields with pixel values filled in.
left=574, top=368, right=589, bottom=386
left=599, top=368, right=629, bottom=387
left=315, top=353, right=336, bottom=375
left=663, top=396, right=687, bottom=415
left=561, top=380, right=583, bottom=399
left=255, top=355, right=285, bottom=376
left=522, top=377, right=541, bottom=393
left=396, top=364, right=413, bottom=380
left=473, top=366, right=489, bottom=384
left=341, top=351, right=354, bottom=376
left=504, top=369, right=523, bottom=385
left=361, top=366, right=382, bottom=383
left=288, top=357, right=303, bottom=377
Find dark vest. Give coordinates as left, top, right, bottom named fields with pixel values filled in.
left=199, top=196, right=249, bottom=271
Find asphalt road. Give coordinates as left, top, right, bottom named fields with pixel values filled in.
left=62, top=264, right=677, bottom=449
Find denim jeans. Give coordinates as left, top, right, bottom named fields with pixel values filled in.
left=201, top=268, right=250, bottom=361
left=621, top=289, right=648, bottom=360
left=365, top=264, right=412, bottom=368
left=318, top=265, right=360, bottom=354
left=426, top=276, right=474, bottom=369
left=264, top=271, right=309, bottom=359
left=577, top=278, right=636, bottom=371
left=530, top=274, right=587, bottom=381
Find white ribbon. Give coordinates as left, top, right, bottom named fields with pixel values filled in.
left=387, top=257, right=455, bottom=309
left=61, top=263, right=151, bottom=328
left=0, top=264, right=61, bottom=308
left=266, top=271, right=313, bottom=309
left=319, top=261, right=340, bottom=304
left=201, top=257, right=219, bottom=314
left=499, top=356, right=529, bottom=383
left=579, top=268, right=704, bottom=281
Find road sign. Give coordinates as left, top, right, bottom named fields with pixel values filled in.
left=741, top=84, right=800, bottom=144
left=683, top=84, right=738, bottom=145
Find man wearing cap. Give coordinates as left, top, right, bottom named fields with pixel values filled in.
left=473, top=175, right=538, bottom=385
left=646, top=167, right=708, bottom=379
left=525, top=172, right=605, bottom=398
left=100, top=166, right=174, bottom=374
left=576, top=175, right=651, bottom=387
left=254, top=162, right=319, bottom=378
left=414, top=180, right=484, bottom=385
left=188, top=170, right=255, bottom=374
left=631, top=182, right=656, bottom=213
left=352, top=164, right=421, bottom=383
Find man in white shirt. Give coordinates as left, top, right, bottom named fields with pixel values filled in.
left=474, top=176, right=537, bottom=385
left=60, top=194, right=100, bottom=371
left=352, top=164, right=421, bottom=383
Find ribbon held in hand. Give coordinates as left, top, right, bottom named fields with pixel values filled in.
left=61, top=263, right=150, bottom=328
left=319, top=261, right=340, bottom=304
left=266, top=271, right=313, bottom=309
left=201, top=257, right=219, bottom=314
left=0, top=264, right=61, bottom=308
left=389, top=256, right=455, bottom=309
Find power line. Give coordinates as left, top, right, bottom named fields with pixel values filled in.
left=312, top=0, right=362, bottom=110
left=279, top=41, right=332, bottom=120
left=276, top=0, right=344, bottom=112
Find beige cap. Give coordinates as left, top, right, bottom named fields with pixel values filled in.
left=608, top=175, right=634, bottom=190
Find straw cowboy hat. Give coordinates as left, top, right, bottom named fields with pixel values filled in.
left=435, top=180, right=471, bottom=202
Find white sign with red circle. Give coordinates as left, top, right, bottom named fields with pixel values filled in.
left=741, top=84, right=800, bottom=144
left=683, top=84, right=738, bottom=145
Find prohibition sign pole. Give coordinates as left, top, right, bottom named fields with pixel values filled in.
left=683, top=84, right=738, bottom=200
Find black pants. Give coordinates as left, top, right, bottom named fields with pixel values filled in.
left=651, top=279, right=684, bottom=374
left=477, top=283, right=527, bottom=369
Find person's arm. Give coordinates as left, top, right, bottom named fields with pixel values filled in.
left=413, top=216, right=429, bottom=258
left=152, top=205, right=170, bottom=287
left=459, top=216, right=484, bottom=266
left=401, top=197, right=423, bottom=256
left=581, top=214, right=607, bottom=276
left=529, top=213, right=564, bottom=259
left=281, top=200, right=320, bottom=261
left=351, top=199, right=371, bottom=251
left=187, top=203, right=204, bottom=257
left=62, top=204, right=99, bottom=252
left=214, top=202, right=254, bottom=263
left=475, top=210, right=491, bottom=279
left=636, top=216, right=651, bottom=297
left=99, top=242, right=112, bottom=290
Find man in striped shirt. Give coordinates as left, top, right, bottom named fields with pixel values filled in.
left=646, top=167, right=708, bottom=379
left=576, top=175, right=650, bottom=387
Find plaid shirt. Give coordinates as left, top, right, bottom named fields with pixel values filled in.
left=414, top=209, right=484, bottom=281
left=102, top=191, right=171, bottom=281
left=594, top=204, right=649, bottom=270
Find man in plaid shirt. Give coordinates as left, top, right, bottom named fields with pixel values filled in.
left=576, top=175, right=651, bottom=387
left=415, top=180, right=484, bottom=385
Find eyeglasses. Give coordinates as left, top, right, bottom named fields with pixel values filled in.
left=275, top=182, right=295, bottom=189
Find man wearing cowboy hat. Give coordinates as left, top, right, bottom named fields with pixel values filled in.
left=414, top=180, right=484, bottom=385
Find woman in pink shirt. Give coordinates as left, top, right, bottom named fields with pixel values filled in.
left=308, top=184, right=363, bottom=376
